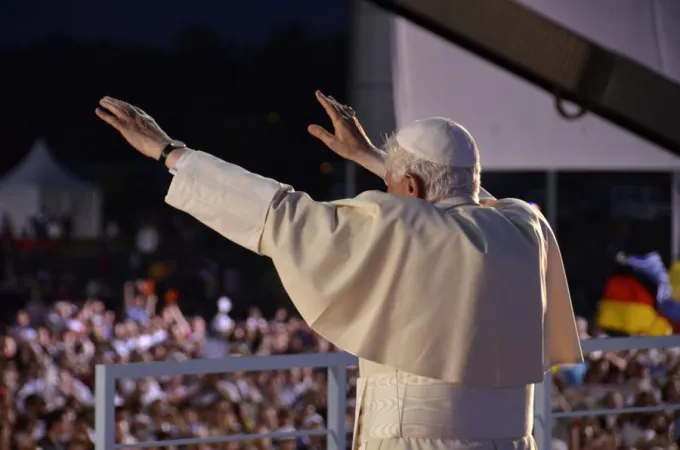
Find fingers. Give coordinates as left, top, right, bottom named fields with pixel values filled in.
left=105, top=96, right=133, bottom=112
left=98, top=96, right=155, bottom=132
left=307, top=124, right=336, bottom=147
left=132, top=105, right=150, bottom=117
left=316, top=91, right=358, bottom=124
left=95, top=107, right=125, bottom=131
left=327, top=95, right=355, bottom=118
left=99, top=97, right=129, bottom=120
left=99, top=96, right=140, bottom=120
left=341, top=105, right=356, bottom=119
left=315, top=90, right=345, bottom=124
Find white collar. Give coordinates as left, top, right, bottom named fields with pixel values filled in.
left=433, top=195, right=479, bottom=210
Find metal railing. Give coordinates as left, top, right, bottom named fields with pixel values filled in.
left=94, top=352, right=358, bottom=449
left=95, top=335, right=680, bottom=450
left=534, top=335, right=680, bottom=450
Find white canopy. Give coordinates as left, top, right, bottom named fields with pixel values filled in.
left=0, top=139, right=102, bottom=238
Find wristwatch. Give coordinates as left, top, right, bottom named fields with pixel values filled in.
left=159, top=140, right=187, bottom=164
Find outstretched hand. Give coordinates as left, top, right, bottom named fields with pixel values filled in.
left=96, top=97, right=171, bottom=160
left=308, top=91, right=376, bottom=163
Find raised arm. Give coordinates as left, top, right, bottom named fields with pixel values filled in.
left=96, top=96, right=289, bottom=252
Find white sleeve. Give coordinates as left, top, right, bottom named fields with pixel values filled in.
left=165, top=150, right=290, bottom=253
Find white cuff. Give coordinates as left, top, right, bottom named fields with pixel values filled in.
left=168, top=149, right=194, bottom=175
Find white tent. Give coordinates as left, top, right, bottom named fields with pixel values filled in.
left=0, top=139, right=102, bottom=238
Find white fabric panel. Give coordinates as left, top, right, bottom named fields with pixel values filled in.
left=71, top=190, right=102, bottom=238
left=0, top=186, right=40, bottom=235
left=391, top=0, right=680, bottom=171
left=41, top=189, right=102, bottom=238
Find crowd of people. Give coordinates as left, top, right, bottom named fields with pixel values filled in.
left=1, top=286, right=356, bottom=450
left=8, top=288, right=680, bottom=450
left=551, top=318, right=680, bottom=450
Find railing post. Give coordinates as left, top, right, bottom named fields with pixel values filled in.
left=327, top=364, right=348, bottom=450
left=95, top=364, right=116, bottom=450
left=533, top=371, right=553, bottom=450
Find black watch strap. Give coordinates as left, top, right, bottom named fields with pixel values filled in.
left=159, top=141, right=186, bottom=164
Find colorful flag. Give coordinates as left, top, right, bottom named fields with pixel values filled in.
left=596, top=252, right=672, bottom=336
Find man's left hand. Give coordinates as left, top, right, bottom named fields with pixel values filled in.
left=96, top=97, right=171, bottom=160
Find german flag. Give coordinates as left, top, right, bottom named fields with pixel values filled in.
left=596, top=254, right=672, bottom=336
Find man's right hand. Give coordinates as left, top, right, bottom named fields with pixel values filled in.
left=308, top=91, right=386, bottom=178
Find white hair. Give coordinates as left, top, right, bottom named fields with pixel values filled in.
left=384, top=134, right=481, bottom=203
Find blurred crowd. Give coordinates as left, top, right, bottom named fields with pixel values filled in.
left=551, top=317, right=680, bottom=450
left=0, top=288, right=356, bottom=450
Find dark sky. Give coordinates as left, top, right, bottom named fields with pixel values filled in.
left=0, top=0, right=349, bottom=48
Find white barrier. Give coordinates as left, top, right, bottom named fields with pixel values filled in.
left=94, top=352, right=357, bottom=449
left=95, top=335, right=680, bottom=449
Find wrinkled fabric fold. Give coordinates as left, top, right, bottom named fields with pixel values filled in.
left=359, top=436, right=537, bottom=450
left=260, top=192, right=583, bottom=386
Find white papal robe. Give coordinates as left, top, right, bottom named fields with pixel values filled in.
left=165, top=150, right=583, bottom=450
